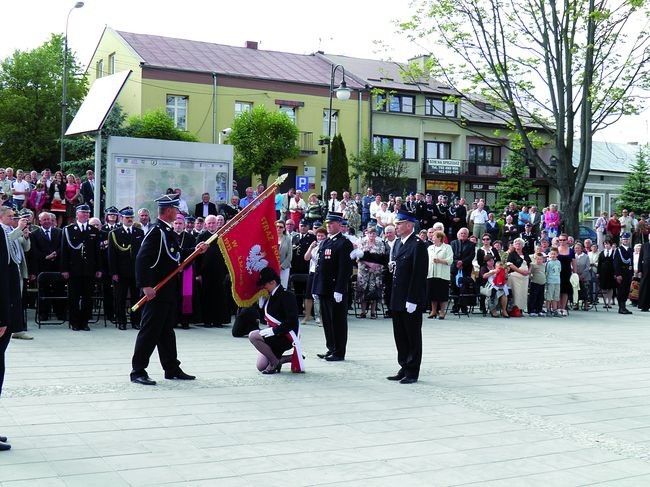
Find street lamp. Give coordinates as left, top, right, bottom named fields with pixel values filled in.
left=325, top=64, right=351, bottom=194
left=60, top=1, right=84, bottom=167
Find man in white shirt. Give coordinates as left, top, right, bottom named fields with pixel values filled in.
left=10, top=170, right=30, bottom=211
left=619, top=209, right=633, bottom=234
left=326, top=191, right=340, bottom=214
left=369, top=194, right=382, bottom=224
left=469, top=201, right=488, bottom=242
left=174, top=188, right=189, bottom=215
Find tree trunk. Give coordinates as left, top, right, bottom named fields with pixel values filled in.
left=558, top=183, right=581, bottom=237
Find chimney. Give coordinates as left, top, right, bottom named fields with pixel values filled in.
left=245, top=41, right=258, bottom=50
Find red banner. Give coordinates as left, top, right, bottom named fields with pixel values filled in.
left=218, top=194, right=281, bottom=307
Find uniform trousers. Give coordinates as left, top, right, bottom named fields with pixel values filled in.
left=0, top=329, right=11, bottom=395
left=68, top=276, right=95, bottom=328
left=319, top=294, right=348, bottom=358
left=617, top=271, right=633, bottom=310
left=392, top=310, right=422, bottom=380
left=114, top=277, right=141, bottom=327
left=131, top=297, right=181, bottom=379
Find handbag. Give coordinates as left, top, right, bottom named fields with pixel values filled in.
left=629, top=279, right=640, bottom=301
left=480, top=281, right=494, bottom=297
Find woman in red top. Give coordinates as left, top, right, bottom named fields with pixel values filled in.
left=64, top=173, right=80, bottom=224
left=606, top=212, right=622, bottom=246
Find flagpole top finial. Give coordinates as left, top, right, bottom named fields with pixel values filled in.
left=275, top=173, right=288, bottom=186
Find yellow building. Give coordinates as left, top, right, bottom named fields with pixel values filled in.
left=87, top=27, right=369, bottom=193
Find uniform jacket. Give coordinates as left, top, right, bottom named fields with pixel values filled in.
left=613, top=245, right=634, bottom=276
left=312, top=232, right=353, bottom=296
left=391, top=232, right=428, bottom=309
left=107, top=225, right=145, bottom=279
left=60, top=222, right=101, bottom=277
left=265, top=284, right=299, bottom=337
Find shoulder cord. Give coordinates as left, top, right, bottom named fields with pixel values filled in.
left=63, top=226, right=84, bottom=250
left=618, top=247, right=632, bottom=265
left=149, top=229, right=180, bottom=269
left=110, top=231, right=131, bottom=252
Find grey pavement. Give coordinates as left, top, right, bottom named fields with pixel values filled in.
left=2, top=308, right=650, bottom=486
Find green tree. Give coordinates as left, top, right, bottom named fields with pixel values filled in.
left=124, top=109, right=198, bottom=142
left=351, top=140, right=408, bottom=196
left=0, top=34, right=87, bottom=171
left=329, top=134, right=351, bottom=195
left=495, top=146, right=535, bottom=210
left=228, top=105, right=299, bottom=186
left=399, top=0, right=650, bottom=235
left=617, top=146, right=650, bottom=216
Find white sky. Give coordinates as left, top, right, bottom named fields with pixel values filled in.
left=2, top=0, right=648, bottom=145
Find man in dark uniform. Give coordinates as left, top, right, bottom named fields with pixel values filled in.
left=312, top=212, right=353, bottom=361
left=638, top=239, right=650, bottom=312
left=386, top=211, right=428, bottom=384
left=436, top=194, right=450, bottom=231
left=28, top=212, right=64, bottom=322
left=130, top=195, right=208, bottom=385
left=290, top=219, right=316, bottom=313
left=100, top=206, right=121, bottom=322
left=108, top=207, right=144, bottom=330
left=248, top=267, right=300, bottom=374
left=60, top=204, right=102, bottom=331
left=414, top=192, right=428, bottom=230
left=448, top=198, right=467, bottom=242
left=613, top=232, right=634, bottom=315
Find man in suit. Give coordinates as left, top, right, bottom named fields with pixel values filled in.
left=450, top=227, right=475, bottom=313
left=249, top=267, right=300, bottom=374
left=312, top=212, right=353, bottom=361
left=613, top=232, right=635, bottom=315
left=28, top=212, right=64, bottom=322
left=195, top=215, right=230, bottom=328
left=108, top=207, right=145, bottom=330
left=290, top=219, right=316, bottom=315
left=194, top=193, right=218, bottom=218
left=79, top=170, right=97, bottom=213
left=638, top=240, right=650, bottom=312
left=60, top=204, right=102, bottom=331
left=379, top=211, right=428, bottom=384
left=130, top=194, right=208, bottom=385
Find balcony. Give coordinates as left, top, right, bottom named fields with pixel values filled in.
left=297, top=131, right=318, bottom=155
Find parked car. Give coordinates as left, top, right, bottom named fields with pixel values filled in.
left=579, top=225, right=597, bottom=242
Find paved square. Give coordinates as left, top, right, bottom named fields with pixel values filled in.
left=2, top=309, right=650, bottom=486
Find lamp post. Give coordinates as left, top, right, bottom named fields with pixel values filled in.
left=60, top=1, right=84, bottom=167
left=325, top=64, right=351, bottom=195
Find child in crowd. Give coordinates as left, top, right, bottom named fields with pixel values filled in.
left=545, top=248, right=562, bottom=316
left=528, top=253, right=547, bottom=316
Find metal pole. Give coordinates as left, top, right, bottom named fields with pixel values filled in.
left=93, top=132, right=102, bottom=219
left=326, top=66, right=335, bottom=196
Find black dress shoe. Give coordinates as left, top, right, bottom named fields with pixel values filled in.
left=0, top=435, right=7, bottom=443
left=0, top=441, right=10, bottom=451
left=131, top=375, right=156, bottom=386
left=262, top=362, right=282, bottom=374
left=71, top=326, right=80, bottom=331
left=386, top=374, right=405, bottom=381
left=213, top=323, right=224, bottom=328
left=317, top=352, right=332, bottom=359
left=164, top=369, right=196, bottom=380
left=399, top=377, right=418, bottom=384
left=82, top=325, right=91, bottom=331
left=325, top=355, right=344, bottom=362
left=118, top=324, right=127, bottom=330
left=619, top=309, right=633, bottom=315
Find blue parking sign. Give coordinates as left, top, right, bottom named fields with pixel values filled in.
left=296, top=176, right=308, bottom=192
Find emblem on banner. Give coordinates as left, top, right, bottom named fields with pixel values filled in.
left=246, top=244, right=269, bottom=274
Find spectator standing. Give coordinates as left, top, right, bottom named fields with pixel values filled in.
left=79, top=170, right=96, bottom=213
left=10, top=170, right=30, bottom=211
left=606, top=212, right=622, bottom=246
left=506, top=237, right=531, bottom=312
left=361, top=188, right=373, bottom=230
left=276, top=220, right=293, bottom=289
left=426, top=230, right=453, bottom=319
left=556, top=233, right=576, bottom=315
left=469, top=201, right=488, bottom=242
left=528, top=253, right=546, bottom=316
left=595, top=211, right=608, bottom=250
left=354, top=227, right=386, bottom=319
left=597, top=240, right=617, bottom=308
left=544, top=204, right=560, bottom=238
left=288, top=191, right=307, bottom=227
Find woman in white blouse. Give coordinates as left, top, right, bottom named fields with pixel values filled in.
left=426, top=230, right=454, bottom=319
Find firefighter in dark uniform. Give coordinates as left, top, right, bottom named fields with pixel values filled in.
left=312, top=212, right=353, bottom=361
left=108, top=207, right=144, bottom=330
left=385, top=211, right=428, bottom=383
left=100, top=206, right=121, bottom=322
left=130, top=195, right=208, bottom=386
left=614, top=232, right=634, bottom=315
left=60, top=204, right=102, bottom=331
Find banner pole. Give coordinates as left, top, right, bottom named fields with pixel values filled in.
left=131, top=174, right=287, bottom=312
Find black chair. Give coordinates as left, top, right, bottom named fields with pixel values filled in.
left=35, top=272, right=68, bottom=327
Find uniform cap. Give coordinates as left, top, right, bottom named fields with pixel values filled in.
left=75, top=204, right=91, bottom=213
left=119, top=206, right=134, bottom=217
left=155, top=194, right=180, bottom=208
left=394, top=211, right=417, bottom=223
left=104, top=206, right=119, bottom=215
left=324, top=212, right=344, bottom=223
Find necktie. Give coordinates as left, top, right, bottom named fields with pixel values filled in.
left=45, top=229, right=50, bottom=240
left=331, top=201, right=334, bottom=212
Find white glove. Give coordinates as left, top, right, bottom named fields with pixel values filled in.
left=258, top=295, right=266, bottom=308
left=334, top=292, right=343, bottom=303
left=259, top=327, right=274, bottom=338
left=312, top=294, right=319, bottom=301
left=349, top=248, right=364, bottom=260
left=406, top=302, right=417, bottom=314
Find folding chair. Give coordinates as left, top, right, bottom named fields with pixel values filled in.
left=35, top=272, right=68, bottom=327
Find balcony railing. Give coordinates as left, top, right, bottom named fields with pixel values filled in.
left=422, top=158, right=536, bottom=178
left=298, top=131, right=318, bottom=155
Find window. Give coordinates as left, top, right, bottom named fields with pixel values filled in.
left=374, top=135, right=417, bottom=160
left=609, top=194, right=620, bottom=214
left=425, top=97, right=457, bottom=118
left=468, top=144, right=501, bottom=165
left=235, top=101, right=252, bottom=117
left=582, top=194, right=603, bottom=218
left=108, top=53, right=115, bottom=75
left=323, top=109, right=338, bottom=136
left=375, top=94, right=415, bottom=114
left=96, top=59, right=104, bottom=79
left=279, top=105, right=296, bottom=124
left=166, top=95, right=188, bottom=130
left=425, top=141, right=452, bottom=159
